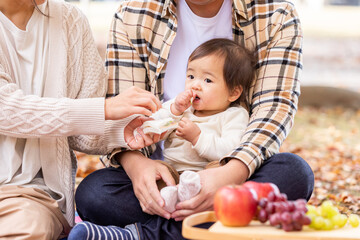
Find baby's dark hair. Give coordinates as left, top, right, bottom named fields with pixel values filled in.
left=188, top=38, right=256, bottom=108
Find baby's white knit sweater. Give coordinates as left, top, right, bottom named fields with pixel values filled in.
left=0, top=0, right=129, bottom=226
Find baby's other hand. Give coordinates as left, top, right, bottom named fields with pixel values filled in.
left=176, top=117, right=200, bottom=145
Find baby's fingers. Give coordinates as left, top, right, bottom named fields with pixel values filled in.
left=179, top=117, right=190, bottom=125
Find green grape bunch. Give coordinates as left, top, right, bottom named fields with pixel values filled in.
left=306, top=200, right=360, bottom=230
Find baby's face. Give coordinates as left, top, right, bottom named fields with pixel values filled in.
left=185, top=54, right=233, bottom=117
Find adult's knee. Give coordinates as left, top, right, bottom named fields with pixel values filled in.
left=75, top=168, right=116, bottom=222
left=76, top=170, right=102, bottom=208
left=75, top=167, right=138, bottom=226
left=250, top=153, right=314, bottom=201
left=0, top=198, right=63, bottom=240
left=271, top=153, right=314, bottom=200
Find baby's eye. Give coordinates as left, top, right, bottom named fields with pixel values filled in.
left=187, top=75, right=194, bottom=80
left=205, top=78, right=212, bottom=83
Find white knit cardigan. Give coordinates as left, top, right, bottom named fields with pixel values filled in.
left=0, top=0, right=130, bottom=226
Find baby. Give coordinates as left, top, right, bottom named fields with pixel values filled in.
left=140, top=38, right=256, bottom=212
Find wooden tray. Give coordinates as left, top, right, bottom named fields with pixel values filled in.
left=182, top=211, right=360, bottom=240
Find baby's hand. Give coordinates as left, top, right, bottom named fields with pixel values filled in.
left=171, top=90, right=195, bottom=116
left=176, top=118, right=200, bottom=145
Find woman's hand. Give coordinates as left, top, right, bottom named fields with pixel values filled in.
left=105, top=86, right=161, bottom=120
left=124, top=116, right=164, bottom=149
left=119, top=151, right=176, bottom=219
left=176, top=117, right=200, bottom=145
left=170, top=160, right=249, bottom=221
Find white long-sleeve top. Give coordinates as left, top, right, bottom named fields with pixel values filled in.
left=0, top=0, right=131, bottom=226
left=152, top=100, right=249, bottom=172
left=0, top=1, right=50, bottom=192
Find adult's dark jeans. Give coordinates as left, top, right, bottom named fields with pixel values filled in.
left=75, top=152, right=314, bottom=240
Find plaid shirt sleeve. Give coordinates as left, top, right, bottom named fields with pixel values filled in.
left=221, top=2, right=303, bottom=177
left=105, top=3, right=150, bottom=98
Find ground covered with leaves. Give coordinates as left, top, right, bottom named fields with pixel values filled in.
left=280, top=106, right=360, bottom=215
left=76, top=106, right=360, bottom=215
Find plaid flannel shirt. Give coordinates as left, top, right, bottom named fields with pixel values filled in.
left=105, top=0, right=302, bottom=178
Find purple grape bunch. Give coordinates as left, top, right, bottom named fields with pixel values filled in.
left=256, top=191, right=311, bottom=231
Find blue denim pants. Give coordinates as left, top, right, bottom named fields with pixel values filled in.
left=75, top=153, right=314, bottom=240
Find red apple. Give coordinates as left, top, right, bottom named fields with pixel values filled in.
left=214, top=185, right=258, bottom=227
left=243, top=181, right=280, bottom=199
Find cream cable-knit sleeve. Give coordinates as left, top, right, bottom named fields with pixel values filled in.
left=63, top=5, right=130, bottom=154
left=0, top=78, right=105, bottom=138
